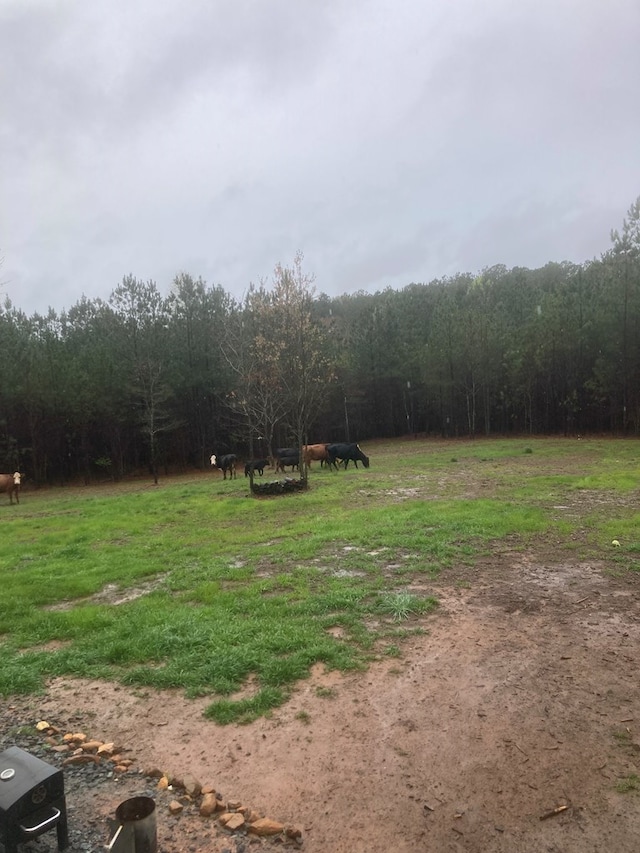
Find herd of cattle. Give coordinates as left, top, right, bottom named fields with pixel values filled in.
left=210, top=443, right=370, bottom=480
left=1, top=446, right=369, bottom=504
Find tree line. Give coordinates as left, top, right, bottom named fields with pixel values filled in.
left=1, top=200, right=639, bottom=485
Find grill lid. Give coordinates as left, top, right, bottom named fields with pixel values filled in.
left=0, top=747, right=62, bottom=812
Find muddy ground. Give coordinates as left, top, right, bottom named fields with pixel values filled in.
left=4, top=541, right=640, bottom=852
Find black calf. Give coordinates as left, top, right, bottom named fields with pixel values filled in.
left=245, top=458, right=269, bottom=477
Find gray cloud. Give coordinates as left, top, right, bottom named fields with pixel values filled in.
left=1, top=0, right=639, bottom=315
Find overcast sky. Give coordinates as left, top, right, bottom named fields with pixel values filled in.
left=2, top=0, right=639, bottom=316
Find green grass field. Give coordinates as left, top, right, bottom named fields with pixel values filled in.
left=1, top=436, right=638, bottom=722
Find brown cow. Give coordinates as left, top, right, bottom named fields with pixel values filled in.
left=302, top=444, right=336, bottom=469
left=0, top=472, right=22, bottom=505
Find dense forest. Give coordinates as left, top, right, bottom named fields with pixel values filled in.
left=1, top=199, right=639, bottom=485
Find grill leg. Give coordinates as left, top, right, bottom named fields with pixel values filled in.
left=55, top=796, right=69, bottom=850
left=1, top=825, right=19, bottom=853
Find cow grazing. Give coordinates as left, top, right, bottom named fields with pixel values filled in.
left=0, top=472, right=22, bottom=504
left=276, top=455, right=299, bottom=472
left=326, top=443, right=370, bottom=470
left=210, top=453, right=237, bottom=479
left=302, top=444, right=335, bottom=469
left=274, top=448, right=299, bottom=473
left=245, top=458, right=269, bottom=477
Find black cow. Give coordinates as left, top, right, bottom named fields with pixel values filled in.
left=274, top=447, right=299, bottom=473
left=245, top=458, right=269, bottom=477
left=326, top=443, right=370, bottom=470
left=210, top=453, right=237, bottom=479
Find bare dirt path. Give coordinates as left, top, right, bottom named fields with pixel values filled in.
left=7, top=546, right=640, bottom=852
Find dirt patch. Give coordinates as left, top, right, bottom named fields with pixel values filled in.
left=44, top=577, right=168, bottom=611
left=5, top=548, right=640, bottom=852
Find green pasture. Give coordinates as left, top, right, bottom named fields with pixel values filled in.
left=1, top=436, right=639, bottom=722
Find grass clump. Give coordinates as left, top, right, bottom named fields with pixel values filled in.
left=377, top=592, right=437, bottom=622
left=205, top=687, right=285, bottom=725
left=616, top=774, right=640, bottom=794
left=295, top=710, right=311, bottom=724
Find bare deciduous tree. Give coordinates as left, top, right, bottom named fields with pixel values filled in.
left=224, top=253, right=334, bottom=486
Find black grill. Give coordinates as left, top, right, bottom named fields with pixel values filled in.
left=0, top=747, right=68, bottom=852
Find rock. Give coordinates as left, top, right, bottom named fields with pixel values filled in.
left=200, top=793, right=218, bottom=817
left=144, top=766, right=165, bottom=779
left=81, top=740, right=103, bottom=753
left=62, top=754, right=100, bottom=766
left=220, top=813, right=246, bottom=831
left=182, top=773, right=202, bottom=797
left=285, top=826, right=303, bottom=840
left=97, top=742, right=116, bottom=756
left=36, top=720, right=51, bottom=731
left=169, top=801, right=184, bottom=815
left=157, top=776, right=170, bottom=791
left=247, top=810, right=262, bottom=823
left=249, top=818, right=285, bottom=836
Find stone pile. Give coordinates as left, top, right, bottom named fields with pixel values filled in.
left=35, top=720, right=303, bottom=846
left=251, top=478, right=307, bottom=496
